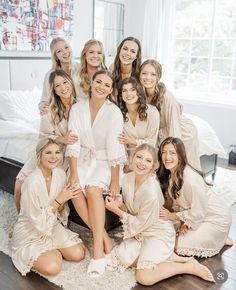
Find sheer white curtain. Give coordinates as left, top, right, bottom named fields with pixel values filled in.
left=142, top=0, right=176, bottom=86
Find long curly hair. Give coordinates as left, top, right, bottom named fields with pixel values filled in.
left=89, top=69, right=115, bottom=104
left=112, top=37, right=142, bottom=95
left=79, top=39, right=106, bottom=96
left=156, top=137, right=208, bottom=200
left=50, top=37, right=73, bottom=70
left=139, top=59, right=166, bottom=114
left=49, top=70, right=76, bottom=125
left=117, top=77, right=147, bottom=122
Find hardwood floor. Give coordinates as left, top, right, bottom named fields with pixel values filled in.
left=0, top=160, right=235, bottom=290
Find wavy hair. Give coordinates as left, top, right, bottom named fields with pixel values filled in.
left=156, top=137, right=209, bottom=200
left=90, top=69, right=115, bottom=104
left=50, top=37, right=72, bottom=70
left=112, top=37, right=142, bottom=94
left=49, top=70, right=76, bottom=125
left=79, top=39, right=106, bottom=95
left=117, top=77, right=147, bottom=122
left=139, top=59, right=166, bottom=114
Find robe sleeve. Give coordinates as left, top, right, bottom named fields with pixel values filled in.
left=164, top=91, right=182, bottom=138
left=121, top=177, right=159, bottom=239
left=21, top=181, right=57, bottom=236
left=39, top=113, right=58, bottom=141
left=136, top=108, right=160, bottom=147
left=106, top=108, right=127, bottom=167
left=40, top=70, right=51, bottom=103
left=65, top=104, right=81, bottom=157
left=175, top=181, right=209, bottom=230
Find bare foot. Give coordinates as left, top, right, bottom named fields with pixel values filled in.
left=104, top=237, right=116, bottom=254
left=187, top=259, right=215, bottom=282
left=169, top=252, right=193, bottom=263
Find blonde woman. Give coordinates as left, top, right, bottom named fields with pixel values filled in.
left=11, top=139, right=85, bottom=276
left=39, top=37, right=80, bottom=114
left=78, top=39, right=106, bottom=99
left=105, top=144, right=214, bottom=285
left=14, top=70, right=79, bottom=212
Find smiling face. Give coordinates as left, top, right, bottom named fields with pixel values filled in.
left=132, top=149, right=154, bottom=177
left=53, top=75, right=73, bottom=101
left=54, top=40, right=72, bottom=64
left=119, top=40, right=139, bottom=65
left=40, top=143, right=62, bottom=171
left=122, top=83, right=139, bottom=105
left=139, top=63, right=157, bottom=90
left=91, top=73, right=113, bottom=100
left=161, top=143, right=179, bottom=172
left=85, top=43, right=103, bottom=68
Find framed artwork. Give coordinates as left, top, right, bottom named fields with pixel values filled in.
left=0, top=0, right=74, bottom=52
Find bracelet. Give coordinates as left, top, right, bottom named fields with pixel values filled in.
left=55, top=199, right=62, bottom=206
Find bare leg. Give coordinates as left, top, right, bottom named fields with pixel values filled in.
left=14, top=179, right=23, bottom=213
left=32, top=249, right=62, bottom=276
left=72, top=191, right=114, bottom=254
left=86, top=186, right=106, bottom=259
left=59, top=243, right=85, bottom=262
left=72, top=193, right=91, bottom=228
left=136, top=259, right=215, bottom=286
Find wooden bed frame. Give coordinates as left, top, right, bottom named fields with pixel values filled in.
left=0, top=154, right=217, bottom=229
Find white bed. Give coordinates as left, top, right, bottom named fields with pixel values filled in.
left=0, top=88, right=225, bottom=168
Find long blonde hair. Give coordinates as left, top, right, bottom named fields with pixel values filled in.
left=50, top=37, right=73, bottom=70
left=79, top=39, right=106, bottom=95
left=49, top=70, right=76, bottom=125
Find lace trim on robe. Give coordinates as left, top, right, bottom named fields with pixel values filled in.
left=176, top=246, right=222, bottom=258
left=106, top=246, right=130, bottom=272
left=176, top=212, right=197, bottom=230
left=137, top=260, right=157, bottom=270
left=121, top=212, right=131, bottom=239
left=65, top=149, right=80, bottom=158
left=16, top=171, right=28, bottom=181
left=41, top=206, right=57, bottom=236
left=109, top=156, right=127, bottom=167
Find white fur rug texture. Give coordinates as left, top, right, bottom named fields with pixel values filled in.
left=0, top=167, right=236, bottom=290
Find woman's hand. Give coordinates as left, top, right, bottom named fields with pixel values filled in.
left=63, top=130, right=79, bottom=145
left=56, top=183, right=82, bottom=204
left=109, top=181, right=120, bottom=197
left=39, top=101, right=50, bottom=115
left=105, top=196, right=118, bottom=212
left=118, top=132, right=136, bottom=146
left=177, top=224, right=189, bottom=235
left=159, top=206, right=177, bottom=221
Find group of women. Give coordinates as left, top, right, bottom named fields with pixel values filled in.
left=11, top=36, right=232, bottom=285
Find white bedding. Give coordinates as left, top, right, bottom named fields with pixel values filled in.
left=0, top=90, right=226, bottom=164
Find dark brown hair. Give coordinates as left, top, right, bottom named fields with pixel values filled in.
left=118, top=77, right=147, bottom=122
left=156, top=137, right=208, bottom=199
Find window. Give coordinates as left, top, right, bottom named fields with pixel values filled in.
left=173, top=0, right=236, bottom=102
left=93, top=0, right=124, bottom=56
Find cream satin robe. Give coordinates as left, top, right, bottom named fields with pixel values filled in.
left=11, top=167, right=82, bottom=276
left=40, top=62, right=81, bottom=102
left=170, top=166, right=232, bottom=257
left=107, top=172, right=176, bottom=270
left=158, top=91, right=201, bottom=169
left=16, top=112, right=68, bottom=181
left=66, top=99, right=126, bottom=190
left=124, top=104, right=160, bottom=166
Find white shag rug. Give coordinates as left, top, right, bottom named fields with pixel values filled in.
left=0, top=167, right=236, bottom=290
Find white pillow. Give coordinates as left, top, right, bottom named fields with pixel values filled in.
left=0, top=87, right=41, bottom=122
